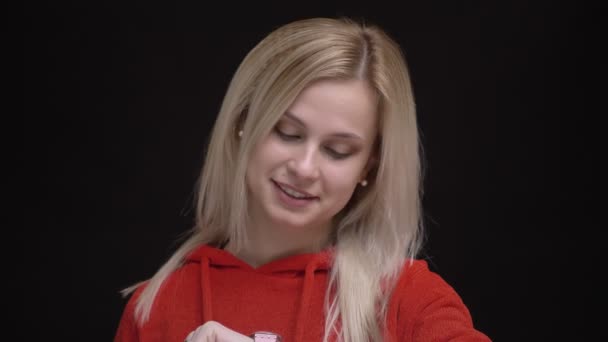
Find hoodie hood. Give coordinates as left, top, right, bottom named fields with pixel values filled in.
left=184, top=244, right=334, bottom=342
left=115, top=244, right=492, bottom=342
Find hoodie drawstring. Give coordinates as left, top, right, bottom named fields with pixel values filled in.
left=293, top=259, right=319, bottom=342
left=201, top=256, right=213, bottom=323
left=190, top=246, right=331, bottom=341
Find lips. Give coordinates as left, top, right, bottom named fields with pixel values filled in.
left=272, top=180, right=318, bottom=199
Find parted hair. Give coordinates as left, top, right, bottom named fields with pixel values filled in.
left=122, top=17, right=423, bottom=342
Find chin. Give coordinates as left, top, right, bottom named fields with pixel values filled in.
left=268, top=210, right=317, bottom=230
left=273, top=216, right=312, bottom=230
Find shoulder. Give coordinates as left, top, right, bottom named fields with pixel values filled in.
left=147, top=261, right=203, bottom=315
left=387, top=259, right=492, bottom=341
left=389, top=259, right=466, bottom=319
left=114, top=261, right=203, bottom=341
left=119, top=260, right=202, bottom=321
left=393, top=259, right=460, bottom=304
left=115, top=282, right=147, bottom=341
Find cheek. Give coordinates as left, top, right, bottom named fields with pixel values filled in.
left=324, top=165, right=361, bottom=195
left=249, top=139, right=284, bottom=170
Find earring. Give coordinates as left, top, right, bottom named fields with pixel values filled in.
left=238, top=130, right=243, bottom=138
left=360, top=180, right=368, bottom=187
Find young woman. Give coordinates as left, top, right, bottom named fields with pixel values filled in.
left=114, top=17, right=491, bottom=342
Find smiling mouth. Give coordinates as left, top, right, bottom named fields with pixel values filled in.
left=272, top=180, right=318, bottom=200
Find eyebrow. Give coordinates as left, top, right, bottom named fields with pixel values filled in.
left=284, top=111, right=364, bottom=140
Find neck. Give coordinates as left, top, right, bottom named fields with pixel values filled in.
left=226, top=213, right=332, bottom=268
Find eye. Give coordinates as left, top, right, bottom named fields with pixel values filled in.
left=274, top=126, right=301, bottom=141
left=324, top=146, right=351, bottom=160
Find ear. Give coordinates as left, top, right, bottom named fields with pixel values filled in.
left=360, top=153, right=378, bottom=181
left=234, top=107, right=249, bottom=139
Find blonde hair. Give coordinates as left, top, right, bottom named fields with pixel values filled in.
left=122, top=17, right=423, bottom=342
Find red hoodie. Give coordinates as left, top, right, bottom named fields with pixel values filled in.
left=114, top=245, right=491, bottom=341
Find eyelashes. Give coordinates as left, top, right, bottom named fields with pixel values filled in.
left=274, top=127, right=300, bottom=141
left=273, top=127, right=352, bottom=160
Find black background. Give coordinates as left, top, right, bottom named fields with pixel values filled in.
left=21, top=1, right=590, bottom=341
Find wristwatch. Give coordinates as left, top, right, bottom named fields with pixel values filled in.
left=250, top=331, right=282, bottom=342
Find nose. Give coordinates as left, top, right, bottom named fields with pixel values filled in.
left=286, top=144, right=320, bottom=181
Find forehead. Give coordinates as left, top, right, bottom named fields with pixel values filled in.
left=285, top=79, right=378, bottom=140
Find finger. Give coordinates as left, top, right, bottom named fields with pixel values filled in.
left=184, top=330, right=195, bottom=342
left=186, top=321, right=253, bottom=342
left=215, top=324, right=253, bottom=342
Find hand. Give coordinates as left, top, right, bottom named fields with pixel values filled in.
left=184, top=321, right=252, bottom=342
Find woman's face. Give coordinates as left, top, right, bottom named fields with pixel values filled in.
left=246, top=79, right=378, bottom=233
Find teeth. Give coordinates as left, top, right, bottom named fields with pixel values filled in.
left=279, top=184, right=309, bottom=198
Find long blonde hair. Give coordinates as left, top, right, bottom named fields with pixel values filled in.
left=122, top=17, right=423, bottom=342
